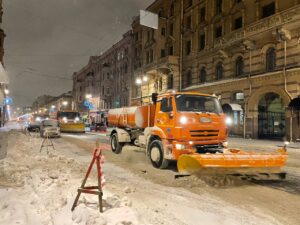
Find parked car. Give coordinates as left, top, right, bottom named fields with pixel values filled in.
left=40, top=119, right=60, bottom=138
left=26, top=114, right=49, bottom=132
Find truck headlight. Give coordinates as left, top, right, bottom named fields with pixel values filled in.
left=175, top=143, right=186, bottom=150
left=74, top=117, right=80, bottom=122
left=63, top=117, right=68, bottom=123
left=179, top=116, right=188, bottom=124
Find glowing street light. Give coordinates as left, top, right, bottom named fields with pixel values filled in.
left=51, top=105, right=56, bottom=109
left=136, top=75, right=149, bottom=105
left=135, top=78, right=142, bottom=85
left=62, top=101, right=68, bottom=106
left=85, top=94, right=92, bottom=99
left=142, top=76, right=148, bottom=82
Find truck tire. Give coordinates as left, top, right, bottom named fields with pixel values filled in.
left=149, top=140, right=169, bottom=169
left=110, top=133, right=124, bottom=154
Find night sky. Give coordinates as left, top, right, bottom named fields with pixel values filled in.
left=3, top=0, right=153, bottom=107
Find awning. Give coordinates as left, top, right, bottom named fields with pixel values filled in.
left=0, top=63, right=9, bottom=84
left=288, top=97, right=300, bottom=110
left=222, top=103, right=243, bottom=113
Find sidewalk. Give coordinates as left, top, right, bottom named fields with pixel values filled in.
left=228, top=137, right=300, bottom=152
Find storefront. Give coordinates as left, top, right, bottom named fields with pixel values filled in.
left=222, top=103, right=244, bottom=136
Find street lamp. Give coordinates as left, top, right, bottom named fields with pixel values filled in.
left=136, top=75, right=151, bottom=127
left=86, top=94, right=92, bottom=99
left=136, top=76, right=149, bottom=105
left=62, top=101, right=68, bottom=106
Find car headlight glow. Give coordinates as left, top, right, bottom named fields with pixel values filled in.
left=63, top=117, right=68, bottom=123
left=179, top=116, right=188, bottom=124
left=35, top=117, right=41, bottom=122
left=225, top=117, right=233, bottom=126
left=74, top=117, right=80, bottom=122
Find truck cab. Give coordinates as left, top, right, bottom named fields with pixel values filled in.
left=147, top=92, right=228, bottom=168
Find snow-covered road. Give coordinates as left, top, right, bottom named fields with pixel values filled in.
left=1, top=126, right=299, bottom=225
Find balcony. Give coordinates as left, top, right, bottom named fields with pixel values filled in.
left=141, top=55, right=179, bottom=73
left=213, top=5, right=300, bottom=49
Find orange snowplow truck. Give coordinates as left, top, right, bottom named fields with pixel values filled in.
left=108, top=92, right=287, bottom=179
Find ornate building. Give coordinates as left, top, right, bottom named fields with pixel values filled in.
left=134, top=0, right=300, bottom=141
left=72, top=31, right=133, bottom=120
left=131, top=0, right=181, bottom=105
left=180, top=0, right=300, bottom=140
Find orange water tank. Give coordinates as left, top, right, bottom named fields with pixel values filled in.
left=108, top=104, right=155, bottom=129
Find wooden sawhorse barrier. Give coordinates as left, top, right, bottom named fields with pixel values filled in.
left=71, top=141, right=105, bottom=213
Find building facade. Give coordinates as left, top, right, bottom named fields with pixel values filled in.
left=131, top=0, right=181, bottom=105
left=31, top=95, right=56, bottom=114
left=133, top=0, right=300, bottom=141
left=73, top=31, right=133, bottom=117
left=179, top=0, right=300, bottom=140
left=0, top=0, right=6, bottom=126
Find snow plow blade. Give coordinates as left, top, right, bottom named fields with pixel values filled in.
left=177, top=149, right=288, bottom=179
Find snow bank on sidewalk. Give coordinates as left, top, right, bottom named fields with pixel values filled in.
left=0, top=131, right=145, bottom=225
left=0, top=131, right=284, bottom=225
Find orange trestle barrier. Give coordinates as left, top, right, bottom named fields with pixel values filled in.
left=71, top=143, right=106, bottom=213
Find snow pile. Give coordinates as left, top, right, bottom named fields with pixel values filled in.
left=0, top=131, right=144, bottom=225
left=0, top=128, right=286, bottom=225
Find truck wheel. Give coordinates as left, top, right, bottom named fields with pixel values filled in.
left=149, top=140, right=169, bottom=169
left=110, top=133, right=123, bottom=154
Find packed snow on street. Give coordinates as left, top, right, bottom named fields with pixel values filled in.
left=0, top=127, right=295, bottom=225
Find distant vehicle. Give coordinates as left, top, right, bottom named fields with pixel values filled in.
left=26, top=114, right=49, bottom=131
left=40, top=119, right=60, bottom=138
left=57, top=110, right=85, bottom=133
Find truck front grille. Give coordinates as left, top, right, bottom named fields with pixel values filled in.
left=190, top=130, right=219, bottom=137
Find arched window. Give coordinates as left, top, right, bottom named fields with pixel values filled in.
left=199, top=67, right=206, bottom=83
left=266, top=47, right=276, bottom=72
left=235, top=56, right=244, bottom=76
left=167, top=74, right=174, bottom=89
left=216, top=62, right=223, bottom=80
left=186, top=70, right=192, bottom=87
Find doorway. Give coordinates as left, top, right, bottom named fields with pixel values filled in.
left=258, top=92, right=285, bottom=139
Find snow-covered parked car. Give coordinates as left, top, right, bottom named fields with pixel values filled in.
left=26, top=114, right=48, bottom=132
left=40, top=120, right=60, bottom=138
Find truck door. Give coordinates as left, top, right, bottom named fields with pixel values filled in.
left=156, top=97, right=175, bottom=137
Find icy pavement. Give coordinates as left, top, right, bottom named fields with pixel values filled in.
left=0, top=130, right=286, bottom=225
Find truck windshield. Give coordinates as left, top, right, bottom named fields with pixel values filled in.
left=175, top=94, right=222, bottom=114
